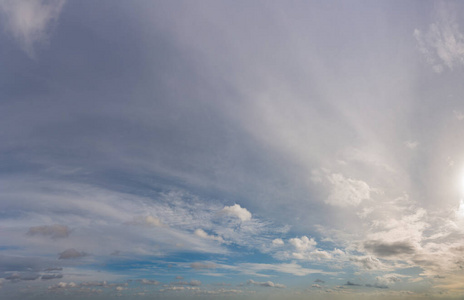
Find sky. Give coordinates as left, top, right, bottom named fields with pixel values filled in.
left=1, top=0, right=464, bottom=299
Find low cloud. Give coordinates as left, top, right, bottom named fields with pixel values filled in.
left=247, top=279, right=285, bottom=288
left=364, top=240, right=416, bottom=257
left=194, top=229, right=224, bottom=243
left=41, top=274, right=63, bottom=280
left=58, top=248, right=87, bottom=259
left=220, top=204, right=252, bottom=221
left=27, top=224, right=70, bottom=239
left=172, top=280, right=201, bottom=286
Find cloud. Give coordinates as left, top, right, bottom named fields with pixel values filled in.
left=405, top=141, right=418, bottom=150
left=284, top=236, right=332, bottom=261
left=194, top=229, right=224, bottom=243
left=127, top=215, right=165, bottom=227
left=172, top=280, right=202, bottom=287
left=272, top=238, right=284, bottom=246
left=247, top=279, right=286, bottom=288
left=138, top=279, right=160, bottom=285
left=190, top=262, right=217, bottom=270
left=41, top=274, right=63, bottom=280
left=349, top=256, right=387, bottom=270
left=314, top=279, right=325, bottom=283
left=0, top=0, right=66, bottom=57
left=363, top=240, right=416, bottom=257
left=58, top=248, right=87, bottom=259
left=414, top=3, right=464, bottom=72
left=220, top=204, right=252, bottom=221
left=27, top=224, right=70, bottom=239
left=326, top=173, right=371, bottom=207
left=346, top=281, right=361, bottom=286
left=238, top=262, right=331, bottom=277
left=48, top=281, right=77, bottom=290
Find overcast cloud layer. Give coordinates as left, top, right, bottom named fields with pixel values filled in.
left=2, top=1, right=464, bottom=299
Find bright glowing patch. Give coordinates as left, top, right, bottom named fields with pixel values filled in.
left=458, top=199, right=464, bottom=218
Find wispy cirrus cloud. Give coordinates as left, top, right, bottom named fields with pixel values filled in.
left=0, top=0, right=65, bottom=57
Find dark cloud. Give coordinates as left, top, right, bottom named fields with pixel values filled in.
left=44, top=267, right=63, bottom=271
left=314, top=279, right=325, bottom=283
left=175, top=276, right=184, bottom=280
left=41, top=274, right=63, bottom=280
left=346, top=281, right=361, bottom=286
left=27, top=225, right=70, bottom=239
left=363, top=240, right=416, bottom=257
left=58, top=248, right=86, bottom=259
left=365, top=283, right=388, bottom=289
left=5, top=272, right=40, bottom=281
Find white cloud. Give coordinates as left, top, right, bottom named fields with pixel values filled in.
left=326, top=173, right=371, bottom=207
left=272, top=238, right=284, bottom=246
left=247, top=279, right=285, bottom=288
left=194, top=229, right=224, bottom=243
left=220, top=204, right=252, bottom=221
left=0, top=0, right=65, bottom=57
left=414, top=3, right=464, bottom=72
left=238, top=262, right=332, bottom=277
left=289, top=236, right=316, bottom=252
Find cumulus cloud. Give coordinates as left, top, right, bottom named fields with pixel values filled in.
left=27, top=224, right=70, bottom=239
left=349, top=256, right=387, bottom=270
left=285, top=236, right=331, bottom=261
left=272, top=238, right=284, bottom=246
left=247, top=279, right=286, bottom=288
left=49, top=281, right=77, bottom=290
left=326, top=173, right=371, bottom=207
left=194, top=229, right=224, bottom=243
left=414, top=3, right=464, bottom=72
left=220, top=204, right=252, bottom=221
left=0, top=0, right=66, bottom=57
left=58, top=248, right=87, bottom=259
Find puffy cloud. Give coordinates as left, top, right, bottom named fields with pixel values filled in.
left=194, top=229, right=224, bottom=243
left=58, top=248, right=87, bottom=259
left=247, top=279, right=286, bottom=288
left=289, top=236, right=317, bottom=252
left=27, top=224, right=70, bottom=239
left=220, top=204, right=252, bottom=221
left=49, top=281, right=77, bottom=290
left=349, top=256, right=387, bottom=270
left=326, top=173, right=370, bottom=207
left=272, top=238, right=284, bottom=246
left=0, top=0, right=66, bottom=57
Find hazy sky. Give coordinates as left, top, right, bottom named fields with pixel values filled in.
left=2, top=1, right=464, bottom=299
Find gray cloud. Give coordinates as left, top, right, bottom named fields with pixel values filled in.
left=41, top=273, right=63, bottom=280
left=58, top=248, right=86, bottom=259
left=27, top=224, right=70, bottom=239
left=364, top=240, right=416, bottom=257
left=346, top=281, right=361, bottom=286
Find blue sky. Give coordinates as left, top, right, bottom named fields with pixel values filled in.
left=2, top=0, right=464, bottom=299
